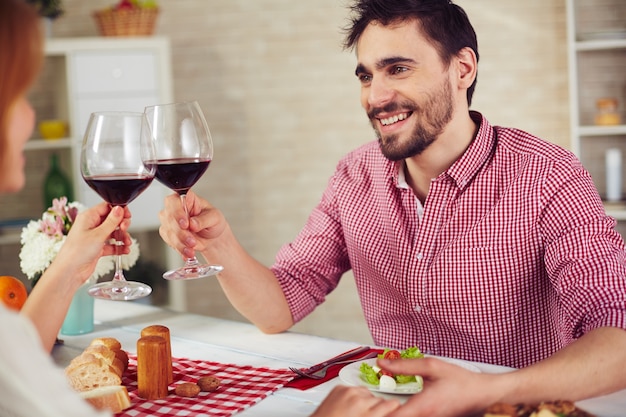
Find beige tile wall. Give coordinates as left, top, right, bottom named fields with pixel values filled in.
left=15, top=1, right=572, bottom=344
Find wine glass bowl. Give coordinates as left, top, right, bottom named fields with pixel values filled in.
left=80, top=111, right=155, bottom=300
left=144, top=100, right=224, bottom=280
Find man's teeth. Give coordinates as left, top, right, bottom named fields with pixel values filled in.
left=380, top=113, right=408, bottom=126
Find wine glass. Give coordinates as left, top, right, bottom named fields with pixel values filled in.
left=144, top=100, right=224, bottom=280
left=81, top=111, right=155, bottom=300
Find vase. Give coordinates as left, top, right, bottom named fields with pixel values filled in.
left=43, top=153, right=73, bottom=209
left=60, top=284, right=94, bottom=335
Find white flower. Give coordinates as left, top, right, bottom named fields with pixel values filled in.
left=19, top=197, right=140, bottom=284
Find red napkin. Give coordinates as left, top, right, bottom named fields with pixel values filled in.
left=120, top=355, right=295, bottom=417
left=285, top=347, right=384, bottom=390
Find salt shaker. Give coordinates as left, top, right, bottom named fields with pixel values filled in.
left=605, top=148, right=622, bottom=202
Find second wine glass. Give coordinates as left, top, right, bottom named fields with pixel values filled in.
left=144, top=100, right=224, bottom=280
left=81, top=111, right=155, bottom=300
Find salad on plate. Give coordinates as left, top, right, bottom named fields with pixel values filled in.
left=359, top=346, right=424, bottom=393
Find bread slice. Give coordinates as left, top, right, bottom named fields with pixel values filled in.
left=83, top=343, right=125, bottom=376
left=65, top=357, right=122, bottom=392
left=113, top=348, right=129, bottom=373
left=80, top=385, right=131, bottom=413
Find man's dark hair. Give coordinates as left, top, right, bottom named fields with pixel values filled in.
left=343, top=0, right=479, bottom=106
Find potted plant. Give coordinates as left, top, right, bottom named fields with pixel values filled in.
left=26, top=0, right=64, bottom=19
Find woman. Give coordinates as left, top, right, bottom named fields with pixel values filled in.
left=0, top=0, right=130, bottom=415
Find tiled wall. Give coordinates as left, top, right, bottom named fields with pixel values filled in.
left=14, top=0, right=571, bottom=344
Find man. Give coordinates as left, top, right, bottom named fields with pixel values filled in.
left=159, top=0, right=626, bottom=414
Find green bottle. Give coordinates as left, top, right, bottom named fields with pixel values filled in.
left=43, top=153, right=73, bottom=209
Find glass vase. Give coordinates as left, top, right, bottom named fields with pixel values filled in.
left=60, top=283, right=94, bottom=335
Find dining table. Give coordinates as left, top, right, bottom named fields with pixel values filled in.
left=51, top=299, right=626, bottom=417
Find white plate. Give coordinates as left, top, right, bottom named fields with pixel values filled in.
left=338, top=356, right=481, bottom=395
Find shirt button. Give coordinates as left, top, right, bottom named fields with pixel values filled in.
left=416, top=253, right=423, bottom=260
left=414, top=305, right=422, bottom=312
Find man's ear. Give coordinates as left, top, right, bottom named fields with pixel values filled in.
left=455, top=47, right=477, bottom=90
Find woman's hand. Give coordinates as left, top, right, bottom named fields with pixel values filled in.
left=311, top=385, right=400, bottom=417
left=21, top=202, right=131, bottom=352
left=58, top=203, right=132, bottom=285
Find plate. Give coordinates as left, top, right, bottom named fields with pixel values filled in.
left=338, top=355, right=481, bottom=395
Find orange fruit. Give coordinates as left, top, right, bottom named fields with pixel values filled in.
left=0, top=275, right=28, bottom=311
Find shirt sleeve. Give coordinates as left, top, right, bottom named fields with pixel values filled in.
left=271, top=161, right=352, bottom=323
left=0, top=305, right=111, bottom=417
left=540, top=158, right=626, bottom=341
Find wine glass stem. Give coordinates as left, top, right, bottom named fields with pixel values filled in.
left=181, top=193, right=201, bottom=267
left=112, top=226, right=127, bottom=283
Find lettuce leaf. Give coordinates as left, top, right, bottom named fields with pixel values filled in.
left=401, top=346, right=424, bottom=359
left=359, top=362, right=380, bottom=385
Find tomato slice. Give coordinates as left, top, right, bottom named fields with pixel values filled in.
left=379, top=369, right=394, bottom=378
left=383, top=349, right=401, bottom=360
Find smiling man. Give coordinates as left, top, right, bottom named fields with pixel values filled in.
left=158, top=0, right=626, bottom=415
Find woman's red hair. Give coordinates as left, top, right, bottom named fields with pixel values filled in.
left=0, top=0, right=43, bottom=156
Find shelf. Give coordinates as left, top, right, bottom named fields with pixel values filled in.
left=0, top=233, right=21, bottom=245
left=578, top=125, right=626, bottom=137
left=576, top=38, right=626, bottom=51
left=25, top=138, right=74, bottom=151
left=604, top=201, right=626, bottom=220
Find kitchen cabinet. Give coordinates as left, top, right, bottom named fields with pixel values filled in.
left=566, top=0, right=626, bottom=221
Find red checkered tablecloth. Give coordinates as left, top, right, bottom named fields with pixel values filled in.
left=119, top=355, right=295, bottom=416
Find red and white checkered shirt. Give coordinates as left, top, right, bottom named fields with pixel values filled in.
left=272, top=112, right=626, bottom=368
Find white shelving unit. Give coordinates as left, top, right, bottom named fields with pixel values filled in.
left=566, top=0, right=626, bottom=220
left=43, top=36, right=173, bottom=229
left=1, top=36, right=185, bottom=309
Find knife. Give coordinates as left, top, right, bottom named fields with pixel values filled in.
left=303, top=345, right=372, bottom=373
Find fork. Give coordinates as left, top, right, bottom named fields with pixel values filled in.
left=289, top=351, right=380, bottom=379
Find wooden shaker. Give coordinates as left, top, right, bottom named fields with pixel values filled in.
left=141, top=325, right=173, bottom=383
left=137, top=335, right=169, bottom=400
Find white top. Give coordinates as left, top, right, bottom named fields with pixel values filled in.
left=0, top=304, right=110, bottom=417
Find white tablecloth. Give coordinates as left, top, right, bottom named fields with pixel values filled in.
left=51, top=300, right=626, bottom=417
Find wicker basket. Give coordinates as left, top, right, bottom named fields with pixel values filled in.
left=93, top=8, right=159, bottom=37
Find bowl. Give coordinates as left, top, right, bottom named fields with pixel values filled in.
left=38, top=120, right=68, bottom=140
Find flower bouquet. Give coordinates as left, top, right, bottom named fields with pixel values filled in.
left=19, top=197, right=140, bottom=287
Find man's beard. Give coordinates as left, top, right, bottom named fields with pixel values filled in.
left=369, top=79, right=454, bottom=161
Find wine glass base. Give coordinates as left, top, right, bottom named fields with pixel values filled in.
left=88, top=281, right=152, bottom=301
left=163, top=264, right=224, bottom=281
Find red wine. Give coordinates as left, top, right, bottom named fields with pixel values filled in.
left=150, top=158, right=211, bottom=194
left=84, top=174, right=153, bottom=206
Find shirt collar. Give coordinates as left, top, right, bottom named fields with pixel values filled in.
left=391, top=111, right=496, bottom=191
left=443, top=111, right=496, bottom=190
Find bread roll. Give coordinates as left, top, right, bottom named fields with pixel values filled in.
left=80, top=385, right=131, bottom=413
left=89, top=337, right=122, bottom=352
left=88, top=337, right=128, bottom=373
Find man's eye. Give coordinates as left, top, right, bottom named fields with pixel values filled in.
left=357, top=73, right=372, bottom=83
left=391, top=66, right=408, bottom=75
